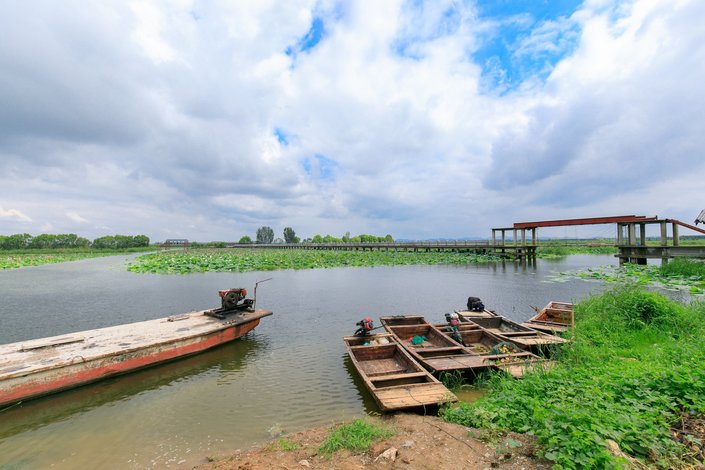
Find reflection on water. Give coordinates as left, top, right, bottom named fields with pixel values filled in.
left=0, top=254, right=616, bottom=469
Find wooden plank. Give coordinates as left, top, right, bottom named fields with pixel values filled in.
left=370, top=372, right=426, bottom=382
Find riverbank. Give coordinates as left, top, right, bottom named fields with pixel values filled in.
left=201, top=414, right=550, bottom=470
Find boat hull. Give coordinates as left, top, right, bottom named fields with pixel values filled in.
left=0, top=309, right=270, bottom=407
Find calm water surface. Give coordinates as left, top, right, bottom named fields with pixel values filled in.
left=0, top=254, right=615, bottom=469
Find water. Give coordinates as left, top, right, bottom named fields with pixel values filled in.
left=0, top=254, right=615, bottom=469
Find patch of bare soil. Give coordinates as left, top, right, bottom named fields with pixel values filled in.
left=200, top=413, right=550, bottom=470
left=672, top=412, right=705, bottom=465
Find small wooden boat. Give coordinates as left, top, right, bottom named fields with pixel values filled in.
left=452, top=309, right=498, bottom=319
left=433, top=323, right=547, bottom=378
left=379, top=316, right=488, bottom=373
left=459, top=315, right=567, bottom=350
left=0, top=289, right=272, bottom=408
left=523, top=301, right=574, bottom=334
left=343, top=334, right=455, bottom=411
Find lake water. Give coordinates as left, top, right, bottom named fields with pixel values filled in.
left=0, top=254, right=616, bottom=469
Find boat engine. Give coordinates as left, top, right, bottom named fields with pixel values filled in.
left=205, top=288, right=254, bottom=319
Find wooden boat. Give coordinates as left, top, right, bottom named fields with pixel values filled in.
left=459, top=315, right=567, bottom=350
left=523, top=301, right=574, bottom=334
left=452, top=309, right=498, bottom=319
left=433, top=323, right=547, bottom=378
left=379, top=316, right=488, bottom=373
left=343, top=334, right=455, bottom=411
left=0, top=293, right=272, bottom=408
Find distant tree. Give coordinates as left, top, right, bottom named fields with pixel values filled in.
left=342, top=231, right=351, bottom=243
left=238, top=235, right=253, bottom=244
left=283, top=227, right=300, bottom=244
left=384, top=234, right=394, bottom=242
left=0, top=233, right=32, bottom=250
left=256, top=226, right=274, bottom=244
left=133, top=235, right=150, bottom=247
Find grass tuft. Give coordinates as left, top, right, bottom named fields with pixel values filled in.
left=318, top=419, right=394, bottom=456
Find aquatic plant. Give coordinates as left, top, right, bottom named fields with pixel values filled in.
left=0, top=251, right=131, bottom=270
left=126, top=249, right=503, bottom=274
left=548, top=261, right=705, bottom=296
left=441, top=286, right=705, bottom=468
left=318, top=419, right=394, bottom=455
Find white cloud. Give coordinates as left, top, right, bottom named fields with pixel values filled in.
left=0, top=0, right=703, bottom=241
left=0, top=207, right=32, bottom=222
left=66, top=211, right=88, bottom=223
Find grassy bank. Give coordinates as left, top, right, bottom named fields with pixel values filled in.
left=441, top=286, right=705, bottom=468
left=0, top=247, right=154, bottom=270
left=127, top=249, right=502, bottom=274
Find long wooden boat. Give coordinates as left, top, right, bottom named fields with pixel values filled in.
left=379, top=316, right=489, bottom=373
left=459, top=315, right=567, bottom=350
left=523, top=301, right=574, bottom=334
left=0, top=305, right=272, bottom=408
left=433, top=323, right=547, bottom=378
left=343, top=334, right=455, bottom=411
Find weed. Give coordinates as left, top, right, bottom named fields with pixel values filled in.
left=318, top=419, right=394, bottom=456
left=439, top=370, right=466, bottom=390
left=273, top=438, right=300, bottom=451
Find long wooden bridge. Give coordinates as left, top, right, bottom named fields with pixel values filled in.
left=222, top=214, right=705, bottom=264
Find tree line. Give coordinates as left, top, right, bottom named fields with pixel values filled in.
left=237, top=227, right=394, bottom=244
left=0, top=233, right=150, bottom=250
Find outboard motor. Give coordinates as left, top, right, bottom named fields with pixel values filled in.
left=467, top=296, right=485, bottom=312
left=354, top=317, right=374, bottom=337
left=444, top=312, right=464, bottom=345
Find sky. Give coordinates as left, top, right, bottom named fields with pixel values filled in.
left=1, top=0, right=704, bottom=242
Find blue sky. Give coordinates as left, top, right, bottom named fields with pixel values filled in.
left=1, top=0, right=703, bottom=241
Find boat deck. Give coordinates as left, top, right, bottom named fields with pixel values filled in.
left=0, top=309, right=272, bottom=381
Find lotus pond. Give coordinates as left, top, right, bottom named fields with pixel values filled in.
left=547, top=258, right=705, bottom=296
left=127, top=249, right=503, bottom=274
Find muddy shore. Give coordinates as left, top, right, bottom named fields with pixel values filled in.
left=200, top=413, right=549, bottom=470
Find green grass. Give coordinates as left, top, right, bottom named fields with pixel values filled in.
left=441, top=286, right=705, bottom=468
left=272, top=438, right=300, bottom=452
left=318, top=419, right=394, bottom=456
left=661, top=258, right=705, bottom=278
left=127, top=249, right=502, bottom=274
left=0, top=248, right=153, bottom=269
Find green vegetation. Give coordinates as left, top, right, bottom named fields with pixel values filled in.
left=0, top=233, right=150, bottom=250
left=537, top=244, right=617, bottom=258
left=127, top=249, right=502, bottom=274
left=661, top=257, right=705, bottom=277
left=318, top=419, right=394, bottom=456
left=256, top=226, right=275, bottom=244
left=442, top=286, right=705, bottom=468
left=550, top=258, right=705, bottom=296
left=272, top=438, right=300, bottom=452
left=1, top=248, right=152, bottom=270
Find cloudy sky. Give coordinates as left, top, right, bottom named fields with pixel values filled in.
left=1, top=0, right=703, bottom=242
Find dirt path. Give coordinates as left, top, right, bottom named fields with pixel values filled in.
left=201, top=414, right=549, bottom=470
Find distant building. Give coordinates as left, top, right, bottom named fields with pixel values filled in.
left=161, top=239, right=190, bottom=249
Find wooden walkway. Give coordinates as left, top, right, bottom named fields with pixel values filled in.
left=226, top=241, right=535, bottom=258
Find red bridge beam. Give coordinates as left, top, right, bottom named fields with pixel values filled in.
left=513, top=215, right=658, bottom=229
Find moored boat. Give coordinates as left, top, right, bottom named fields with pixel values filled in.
left=0, top=288, right=272, bottom=408
left=523, top=301, right=574, bottom=334
left=433, top=323, right=547, bottom=378
left=459, top=314, right=567, bottom=351
left=379, top=315, right=488, bottom=373
left=343, top=334, right=455, bottom=411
